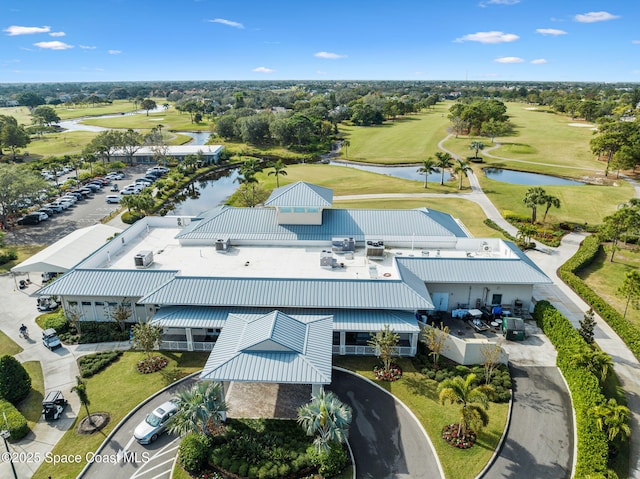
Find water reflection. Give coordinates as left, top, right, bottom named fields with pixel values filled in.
left=483, top=168, right=584, bottom=186
left=328, top=160, right=451, bottom=182
left=167, top=168, right=240, bottom=216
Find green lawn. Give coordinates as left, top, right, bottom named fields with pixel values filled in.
left=33, top=351, right=208, bottom=479
left=334, top=357, right=508, bottom=479
left=80, top=107, right=212, bottom=132
left=0, top=244, right=46, bottom=272
left=19, top=361, right=45, bottom=430
left=25, top=131, right=98, bottom=159
left=338, top=105, right=452, bottom=164
left=0, top=330, right=23, bottom=356
left=578, top=244, right=640, bottom=329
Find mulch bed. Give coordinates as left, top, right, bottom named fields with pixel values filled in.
left=76, top=412, right=110, bottom=434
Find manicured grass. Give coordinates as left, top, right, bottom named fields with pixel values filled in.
left=334, top=197, right=504, bottom=239
left=334, top=356, right=508, bottom=479
left=0, top=106, right=33, bottom=125
left=18, top=361, right=45, bottom=430
left=442, top=104, right=601, bottom=175
left=0, top=244, right=46, bottom=273
left=33, top=351, right=208, bottom=479
left=80, top=107, right=211, bottom=131
left=25, top=131, right=98, bottom=159
left=578, top=245, right=640, bottom=329
left=0, top=329, right=23, bottom=356
left=52, top=98, right=168, bottom=120
left=338, top=105, right=452, bottom=164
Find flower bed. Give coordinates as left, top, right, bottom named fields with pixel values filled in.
left=373, top=363, right=403, bottom=382
left=441, top=423, right=477, bottom=449
left=136, top=356, right=168, bottom=374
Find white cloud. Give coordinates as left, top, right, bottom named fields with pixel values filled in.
left=108, top=50, right=122, bottom=55
left=631, top=40, right=640, bottom=44
left=209, top=18, right=244, bottom=29
left=574, top=11, right=620, bottom=23
left=79, top=45, right=96, bottom=49
left=314, top=51, right=347, bottom=59
left=531, top=58, right=548, bottom=64
left=4, top=25, right=51, bottom=36
left=494, top=56, right=524, bottom=63
left=479, top=0, right=519, bottom=6
left=253, top=66, right=274, bottom=73
left=536, top=28, right=567, bottom=36
left=33, top=41, right=73, bottom=50
left=455, top=31, right=519, bottom=44
left=49, top=31, right=65, bottom=37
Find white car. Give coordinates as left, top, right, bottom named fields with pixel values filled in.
left=134, top=401, right=178, bottom=444
left=120, top=188, right=137, bottom=195
left=105, top=195, right=120, bottom=204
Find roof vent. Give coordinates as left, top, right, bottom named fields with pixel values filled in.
left=134, top=250, right=153, bottom=268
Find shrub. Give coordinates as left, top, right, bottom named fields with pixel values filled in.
left=43, top=311, right=70, bottom=334
left=0, top=248, right=18, bottom=265
left=121, top=211, right=144, bottom=224
left=78, top=351, right=123, bottom=378
left=309, top=442, right=348, bottom=477
left=0, top=399, right=29, bottom=440
left=178, top=433, right=209, bottom=474
left=0, top=355, right=31, bottom=405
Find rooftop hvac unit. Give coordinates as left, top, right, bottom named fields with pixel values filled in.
left=215, top=238, right=230, bottom=252
left=332, top=237, right=355, bottom=253
left=134, top=250, right=154, bottom=268
left=365, top=240, right=385, bottom=259
left=320, top=250, right=337, bottom=268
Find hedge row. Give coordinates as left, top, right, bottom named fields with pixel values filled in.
left=0, top=399, right=29, bottom=440
left=483, top=219, right=517, bottom=242
left=557, top=235, right=640, bottom=361
left=78, top=350, right=123, bottom=378
left=534, top=301, right=608, bottom=477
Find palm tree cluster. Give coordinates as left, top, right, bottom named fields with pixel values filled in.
left=169, top=381, right=228, bottom=437
left=438, top=373, right=495, bottom=439
left=522, top=187, right=561, bottom=224
left=297, top=388, right=352, bottom=453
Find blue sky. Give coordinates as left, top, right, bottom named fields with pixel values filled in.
left=1, top=0, right=638, bottom=83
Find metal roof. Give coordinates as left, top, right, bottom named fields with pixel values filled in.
left=151, top=307, right=420, bottom=333
left=264, top=181, right=333, bottom=207
left=236, top=310, right=307, bottom=353
left=11, top=224, right=123, bottom=274
left=200, top=310, right=332, bottom=384
left=175, top=206, right=466, bottom=241
left=36, top=269, right=178, bottom=297
left=139, top=276, right=434, bottom=310
left=113, top=145, right=224, bottom=157
left=396, top=256, right=551, bottom=284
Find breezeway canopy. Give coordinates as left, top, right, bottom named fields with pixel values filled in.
left=10, top=224, right=123, bottom=274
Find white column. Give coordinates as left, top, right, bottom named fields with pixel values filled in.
left=311, top=383, right=322, bottom=397
left=186, top=328, right=194, bottom=351
left=340, top=331, right=346, bottom=355
left=410, top=333, right=418, bottom=356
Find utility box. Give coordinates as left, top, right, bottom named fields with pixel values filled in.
left=215, top=238, right=230, bottom=252
left=134, top=250, right=154, bottom=268
left=502, top=317, right=526, bottom=341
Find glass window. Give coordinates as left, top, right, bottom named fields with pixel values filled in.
left=293, top=207, right=305, bottom=213
left=307, top=208, right=318, bottom=213
left=280, top=207, right=292, bottom=213
left=491, top=294, right=503, bottom=305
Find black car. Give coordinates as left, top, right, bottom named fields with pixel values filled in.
left=17, top=213, right=44, bottom=225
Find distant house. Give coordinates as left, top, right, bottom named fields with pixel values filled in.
left=111, top=145, right=225, bottom=164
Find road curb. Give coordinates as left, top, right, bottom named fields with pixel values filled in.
left=76, top=369, right=201, bottom=479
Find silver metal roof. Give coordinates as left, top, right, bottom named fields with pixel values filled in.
left=396, top=256, right=551, bottom=284
left=175, top=206, right=466, bottom=241
left=139, top=276, right=434, bottom=310
left=36, top=269, right=178, bottom=297
left=200, top=310, right=332, bottom=384
left=151, top=307, right=420, bottom=333
left=265, top=181, right=333, bottom=207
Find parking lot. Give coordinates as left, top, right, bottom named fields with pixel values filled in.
left=6, top=166, right=152, bottom=246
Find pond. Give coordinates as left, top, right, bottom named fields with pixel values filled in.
left=329, top=160, right=452, bottom=182
left=167, top=168, right=240, bottom=216
left=483, top=168, right=585, bottom=186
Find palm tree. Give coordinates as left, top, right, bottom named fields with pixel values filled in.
left=72, top=375, right=93, bottom=425
left=297, top=387, right=352, bottom=453
left=522, top=187, right=547, bottom=224
left=417, top=157, right=438, bottom=189
left=168, top=381, right=228, bottom=437
left=453, top=159, right=472, bottom=190
left=541, top=194, right=561, bottom=223
left=618, top=270, right=640, bottom=318
left=469, top=141, right=485, bottom=159
left=591, top=398, right=631, bottom=442
left=120, top=194, right=138, bottom=214
left=435, top=151, right=453, bottom=186
left=342, top=139, right=350, bottom=159
left=438, top=373, right=494, bottom=436
left=367, top=324, right=399, bottom=375
left=516, top=223, right=537, bottom=245
left=267, top=159, right=288, bottom=188
left=571, top=350, right=614, bottom=384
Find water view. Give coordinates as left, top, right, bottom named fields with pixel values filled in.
left=329, top=160, right=452, bottom=182
left=483, top=168, right=585, bottom=186
left=167, top=168, right=240, bottom=216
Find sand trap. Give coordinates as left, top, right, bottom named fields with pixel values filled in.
left=524, top=107, right=539, bottom=110
left=568, top=123, right=596, bottom=128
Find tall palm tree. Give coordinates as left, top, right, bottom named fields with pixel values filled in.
left=541, top=194, right=561, bottom=223
left=417, top=157, right=438, bottom=189
left=453, top=159, right=472, bottom=190
left=438, top=373, right=494, bottom=436
left=71, top=375, right=93, bottom=425
left=434, top=151, right=453, bottom=186
left=469, top=141, right=485, bottom=159
left=570, top=350, right=614, bottom=384
left=341, top=139, right=350, bottom=159
left=168, top=381, right=228, bottom=437
left=267, top=159, right=288, bottom=188
left=297, top=387, right=352, bottom=453
left=367, top=324, right=399, bottom=375
left=591, top=398, right=631, bottom=442
left=120, top=194, right=138, bottom=214
left=522, top=187, right=547, bottom=224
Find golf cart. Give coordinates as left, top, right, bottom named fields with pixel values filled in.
left=42, top=328, right=62, bottom=350
left=42, top=390, right=67, bottom=420
left=37, top=296, right=59, bottom=312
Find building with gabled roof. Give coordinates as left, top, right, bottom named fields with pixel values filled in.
left=35, top=181, right=550, bottom=387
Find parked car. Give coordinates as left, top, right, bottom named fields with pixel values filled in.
left=120, top=188, right=137, bottom=195
left=42, top=328, right=62, bottom=350
left=134, top=400, right=178, bottom=444
left=38, top=207, right=54, bottom=217
left=42, top=390, right=68, bottom=420
left=44, top=203, right=64, bottom=213
left=17, top=213, right=43, bottom=225
left=85, top=183, right=101, bottom=192
left=65, top=192, right=83, bottom=201
left=105, top=195, right=120, bottom=204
